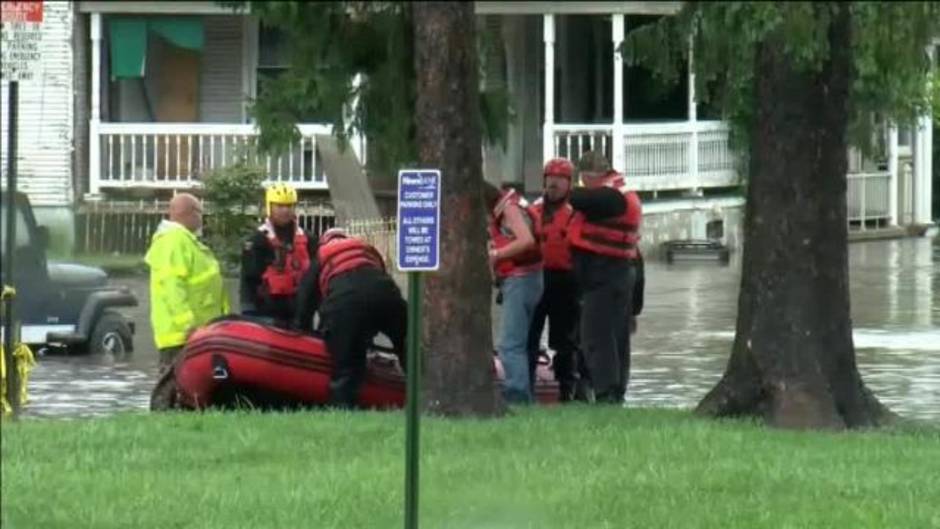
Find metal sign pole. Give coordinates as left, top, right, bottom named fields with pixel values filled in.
left=3, top=80, right=20, bottom=418
left=404, top=271, right=422, bottom=529
left=397, top=169, right=441, bottom=529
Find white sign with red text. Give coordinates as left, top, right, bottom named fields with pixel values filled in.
left=1, top=1, right=44, bottom=82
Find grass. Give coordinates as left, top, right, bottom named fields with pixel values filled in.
left=2, top=407, right=939, bottom=529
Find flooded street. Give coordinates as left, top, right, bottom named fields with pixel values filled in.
left=21, top=237, right=940, bottom=422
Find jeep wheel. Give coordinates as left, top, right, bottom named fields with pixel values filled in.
left=89, top=311, right=134, bottom=357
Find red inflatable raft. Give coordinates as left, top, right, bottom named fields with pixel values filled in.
left=172, top=318, right=559, bottom=410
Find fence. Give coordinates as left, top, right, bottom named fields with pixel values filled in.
left=75, top=199, right=338, bottom=255
left=846, top=171, right=892, bottom=228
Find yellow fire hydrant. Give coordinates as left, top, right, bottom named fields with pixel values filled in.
left=1, top=285, right=36, bottom=417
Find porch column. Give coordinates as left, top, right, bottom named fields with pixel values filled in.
left=611, top=14, right=625, bottom=172
left=687, top=34, right=700, bottom=194
left=89, top=13, right=102, bottom=196
left=888, top=123, right=899, bottom=226
left=913, top=43, right=936, bottom=225
left=542, top=14, right=555, bottom=164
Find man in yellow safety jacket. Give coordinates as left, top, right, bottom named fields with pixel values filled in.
left=145, top=193, right=229, bottom=372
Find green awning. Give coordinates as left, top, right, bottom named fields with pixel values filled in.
left=108, top=17, right=205, bottom=79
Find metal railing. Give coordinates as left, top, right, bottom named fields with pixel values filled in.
left=90, top=123, right=338, bottom=194
left=846, top=171, right=892, bottom=228
left=552, top=121, right=739, bottom=191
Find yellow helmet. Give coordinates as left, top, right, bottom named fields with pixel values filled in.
left=265, top=183, right=298, bottom=216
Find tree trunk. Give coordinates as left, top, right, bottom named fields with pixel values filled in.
left=412, top=2, right=506, bottom=417
left=695, top=4, right=894, bottom=429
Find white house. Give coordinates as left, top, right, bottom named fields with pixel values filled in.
left=1, top=1, right=935, bottom=253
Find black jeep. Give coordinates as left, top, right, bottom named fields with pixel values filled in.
left=2, top=191, right=137, bottom=355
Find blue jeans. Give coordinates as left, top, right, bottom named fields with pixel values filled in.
left=498, top=270, right=544, bottom=404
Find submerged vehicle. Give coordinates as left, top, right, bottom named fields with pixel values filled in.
left=1, top=191, right=136, bottom=355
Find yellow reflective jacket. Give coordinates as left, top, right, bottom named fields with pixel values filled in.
left=145, top=221, right=229, bottom=349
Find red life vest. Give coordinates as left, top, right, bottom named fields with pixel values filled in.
left=488, top=189, right=542, bottom=279
left=568, top=172, right=642, bottom=260
left=531, top=198, right=574, bottom=272
left=259, top=221, right=311, bottom=297
left=317, top=237, right=386, bottom=297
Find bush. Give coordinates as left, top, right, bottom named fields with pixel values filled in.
left=201, top=161, right=267, bottom=274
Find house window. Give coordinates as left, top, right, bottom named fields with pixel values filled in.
left=898, top=126, right=913, bottom=149
left=257, top=23, right=289, bottom=97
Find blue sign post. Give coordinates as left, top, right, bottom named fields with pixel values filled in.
left=396, top=169, right=441, bottom=529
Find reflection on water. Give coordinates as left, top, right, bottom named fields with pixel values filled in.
left=629, top=237, right=940, bottom=421
left=19, top=238, right=940, bottom=422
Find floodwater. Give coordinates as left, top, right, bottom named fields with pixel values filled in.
left=19, top=237, right=940, bottom=422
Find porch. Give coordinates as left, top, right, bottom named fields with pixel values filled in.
left=80, top=5, right=364, bottom=196
left=74, top=3, right=934, bottom=232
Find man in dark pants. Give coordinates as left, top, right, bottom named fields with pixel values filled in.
left=240, top=183, right=317, bottom=327
left=526, top=158, right=582, bottom=402
left=568, top=151, right=643, bottom=404
left=293, top=228, right=408, bottom=408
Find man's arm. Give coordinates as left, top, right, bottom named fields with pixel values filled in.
left=569, top=187, right=627, bottom=220
left=293, top=258, right=322, bottom=333
left=239, top=232, right=269, bottom=314
left=632, top=251, right=645, bottom=316
left=150, top=238, right=197, bottom=335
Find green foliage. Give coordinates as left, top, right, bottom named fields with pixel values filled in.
left=201, top=160, right=266, bottom=272
left=623, top=2, right=940, bottom=156
left=221, top=2, right=510, bottom=177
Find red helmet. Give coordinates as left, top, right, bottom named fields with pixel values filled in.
left=319, top=227, right=348, bottom=245
left=543, top=158, right=574, bottom=181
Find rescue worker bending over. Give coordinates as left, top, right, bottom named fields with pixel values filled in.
left=240, top=184, right=316, bottom=326
left=293, top=228, right=408, bottom=409
left=568, top=151, right=643, bottom=404
left=483, top=182, right=544, bottom=404
left=526, top=158, right=584, bottom=402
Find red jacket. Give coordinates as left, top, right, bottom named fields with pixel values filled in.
left=531, top=198, right=574, bottom=272
left=568, top=172, right=642, bottom=260
left=317, top=237, right=385, bottom=296
left=488, top=189, right=542, bottom=279
left=259, top=221, right=312, bottom=297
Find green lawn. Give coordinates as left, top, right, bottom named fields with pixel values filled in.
left=2, top=407, right=938, bottom=529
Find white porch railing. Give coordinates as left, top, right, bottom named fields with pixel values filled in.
left=552, top=121, right=739, bottom=191
left=847, top=171, right=892, bottom=227
left=90, top=123, right=336, bottom=194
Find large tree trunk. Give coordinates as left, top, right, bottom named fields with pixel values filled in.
left=696, top=4, right=894, bottom=429
left=412, top=3, right=506, bottom=417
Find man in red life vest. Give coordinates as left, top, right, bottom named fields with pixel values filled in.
left=568, top=151, right=643, bottom=404
left=240, top=183, right=317, bottom=327
left=483, top=182, right=544, bottom=404
left=525, top=158, right=584, bottom=402
left=293, top=228, right=408, bottom=408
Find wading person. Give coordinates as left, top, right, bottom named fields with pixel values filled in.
left=484, top=182, right=543, bottom=404
left=526, top=158, right=583, bottom=402
left=568, top=151, right=642, bottom=404
left=146, top=193, right=229, bottom=409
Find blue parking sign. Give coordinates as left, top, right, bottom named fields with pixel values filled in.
left=397, top=169, right=441, bottom=272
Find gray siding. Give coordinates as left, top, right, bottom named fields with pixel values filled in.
left=1, top=1, right=75, bottom=207
left=199, top=15, right=245, bottom=123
